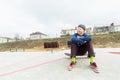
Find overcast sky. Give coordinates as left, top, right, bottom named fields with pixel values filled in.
left=0, top=0, right=120, bottom=38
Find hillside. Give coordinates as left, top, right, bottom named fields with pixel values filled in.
left=0, top=32, right=120, bottom=52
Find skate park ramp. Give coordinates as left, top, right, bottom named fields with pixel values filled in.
left=0, top=48, right=120, bottom=80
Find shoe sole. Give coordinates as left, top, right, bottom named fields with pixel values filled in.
left=68, top=65, right=76, bottom=71
left=90, top=66, right=100, bottom=73
left=92, top=69, right=100, bottom=73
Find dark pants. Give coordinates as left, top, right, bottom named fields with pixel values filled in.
left=71, top=42, right=95, bottom=57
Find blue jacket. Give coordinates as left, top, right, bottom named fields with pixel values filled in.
left=71, top=33, right=92, bottom=46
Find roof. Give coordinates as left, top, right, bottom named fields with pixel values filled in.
left=61, top=29, right=76, bottom=31
left=0, top=36, right=13, bottom=40
left=95, top=25, right=120, bottom=28
left=30, top=32, right=47, bottom=36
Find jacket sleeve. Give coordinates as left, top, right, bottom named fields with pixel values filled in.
left=82, top=35, right=92, bottom=42
left=71, top=34, right=84, bottom=45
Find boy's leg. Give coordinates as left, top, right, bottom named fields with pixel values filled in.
left=70, top=43, right=79, bottom=63
left=71, top=43, right=78, bottom=57
left=71, top=56, right=76, bottom=63
left=68, top=43, right=77, bottom=71
left=71, top=42, right=96, bottom=63
left=86, top=42, right=99, bottom=73
left=86, top=42, right=95, bottom=57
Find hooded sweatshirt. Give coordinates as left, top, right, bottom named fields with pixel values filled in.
left=71, top=33, right=92, bottom=46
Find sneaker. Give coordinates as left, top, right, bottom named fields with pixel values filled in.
left=90, top=62, right=99, bottom=73
left=68, top=62, right=76, bottom=71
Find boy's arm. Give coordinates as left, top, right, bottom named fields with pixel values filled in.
left=82, top=35, right=92, bottom=42
left=71, top=34, right=84, bottom=45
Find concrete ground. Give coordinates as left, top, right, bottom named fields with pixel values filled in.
left=0, top=48, right=120, bottom=80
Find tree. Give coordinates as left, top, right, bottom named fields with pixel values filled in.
left=14, top=33, right=20, bottom=41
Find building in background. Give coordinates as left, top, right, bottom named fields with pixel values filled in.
left=60, top=27, right=93, bottom=37
left=60, top=23, right=120, bottom=37
left=30, top=32, right=47, bottom=40
left=0, top=37, right=14, bottom=43
left=85, top=27, right=93, bottom=35
left=93, top=26, right=109, bottom=35
left=109, top=25, right=120, bottom=33
left=60, top=28, right=77, bottom=37
left=93, top=23, right=120, bottom=35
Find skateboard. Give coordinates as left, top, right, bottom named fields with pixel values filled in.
left=64, top=52, right=89, bottom=58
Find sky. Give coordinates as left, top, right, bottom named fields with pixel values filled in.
left=0, top=0, right=120, bottom=38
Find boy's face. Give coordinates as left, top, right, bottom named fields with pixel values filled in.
left=77, top=27, right=85, bottom=35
